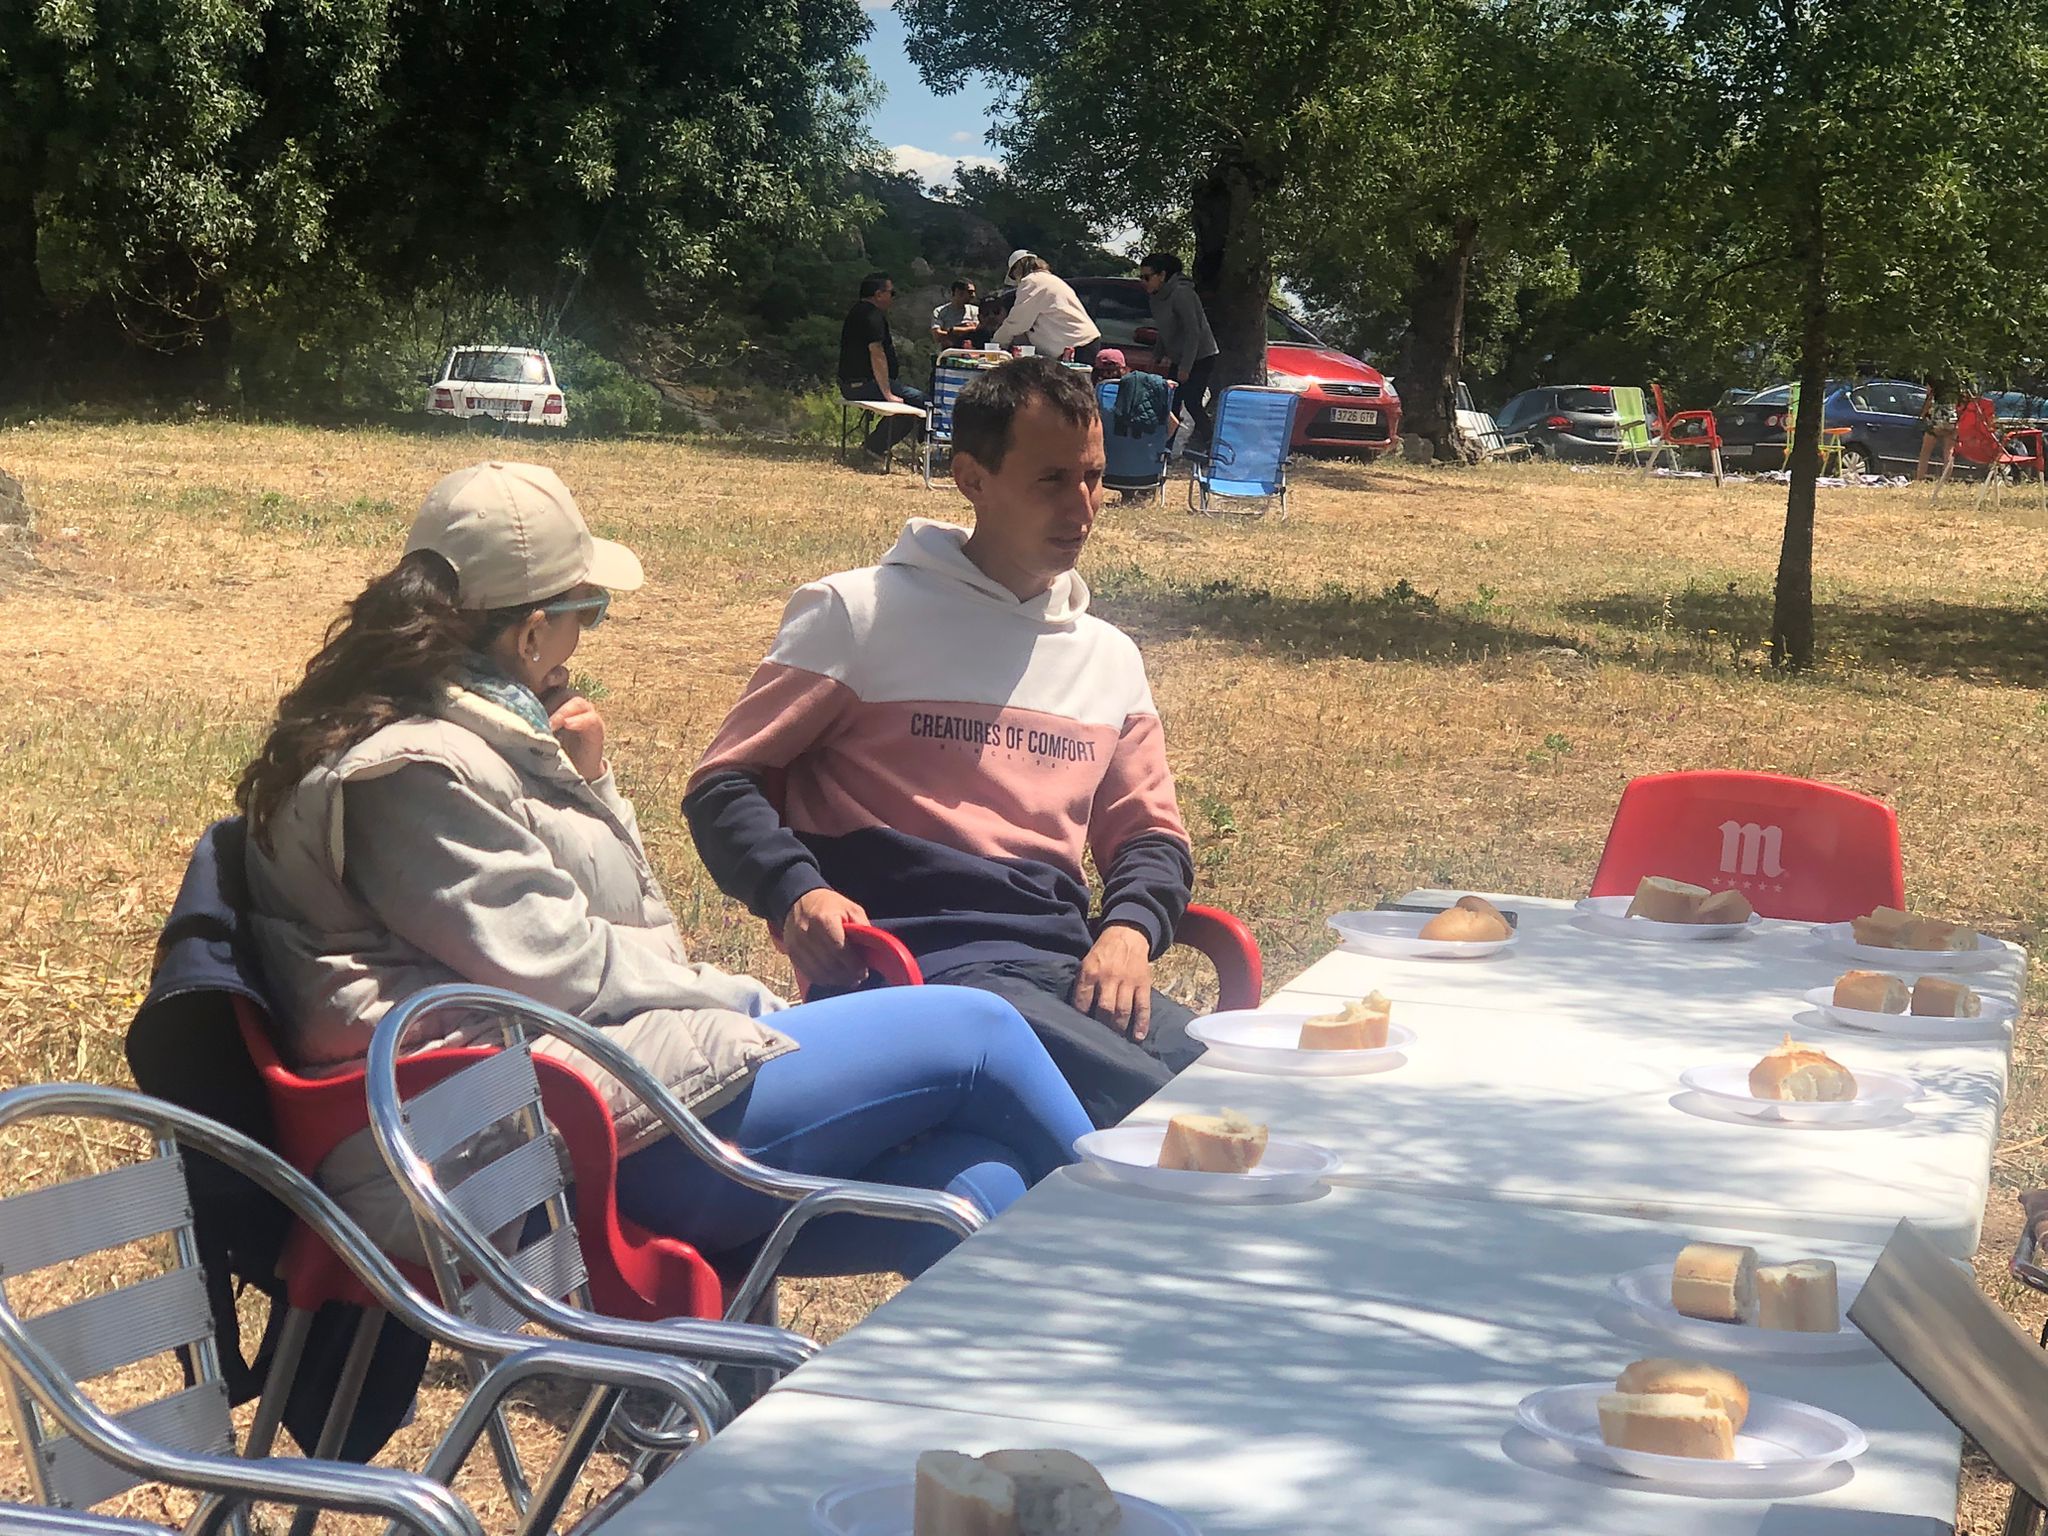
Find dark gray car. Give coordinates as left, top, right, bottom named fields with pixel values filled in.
left=1495, top=385, right=1623, bottom=460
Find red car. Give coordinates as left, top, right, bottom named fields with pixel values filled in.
left=1066, top=277, right=1402, bottom=455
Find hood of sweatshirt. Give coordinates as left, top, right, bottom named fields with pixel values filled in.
left=883, top=517, right=1091, bottom=627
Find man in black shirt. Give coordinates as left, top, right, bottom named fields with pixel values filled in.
left=838, top=272, right=926, bottom=465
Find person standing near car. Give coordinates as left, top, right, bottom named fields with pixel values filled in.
left=1138, top=252, right=1219, bottom=451
left=839, top=272, right=927, bottom=468
left=1914, top=371, right=1963, bottom=483
left=991, top=251, right=1102, bottom=365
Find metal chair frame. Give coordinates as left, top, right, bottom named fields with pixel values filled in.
left=0, top=1507, right=189, bottom=1535
left=0, top=1082, right=728, bottom=1536
left=363, top=985, right=983, bottom=1390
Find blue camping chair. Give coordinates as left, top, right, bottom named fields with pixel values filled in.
left=1188, top=386, right=1304, bottom=518
left=1097, top=378, right=1171, bottom=503
left=922, top=349, right=1007, bottom=489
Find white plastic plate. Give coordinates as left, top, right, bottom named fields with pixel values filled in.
left=1800, top=984, right=2014, bottom=1040
left=1678, top=1060, right=1917, bottom=1124
left=1810, top=921, right=2003, bottom=972
left=1609, top=1262, right=1873, bottom=1357
left=1188, top=1010, right=1416, bottom=1077
left=813, top=1475, right=1201, bottom=1536
left=1573, top=895, right=1761, bottom=942
left=1326, top=909, right=1518, bottom=959
left=1074, top=1125, right=1340, bottom=1201
left=1515, top=1383, right=1867, bottom=1490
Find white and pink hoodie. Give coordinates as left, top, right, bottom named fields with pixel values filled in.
left=685, top=518, right=1193, bottom=974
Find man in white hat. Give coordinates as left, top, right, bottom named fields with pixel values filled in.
left=992, top=251, right=1103, bottom=365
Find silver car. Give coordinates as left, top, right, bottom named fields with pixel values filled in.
left=1494, top=384, right=1623, bottom=460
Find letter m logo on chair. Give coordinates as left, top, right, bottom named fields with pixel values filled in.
left=1718, top=820, right=1785, bottom=879
left=1591, top=771, right=1904, bottom=923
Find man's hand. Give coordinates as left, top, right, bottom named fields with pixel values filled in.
left=1071, top=923, right=1155, bottom=1040
left=540, top=678, right=606, bottom=782
left=784, top=887, right=872, bottom=990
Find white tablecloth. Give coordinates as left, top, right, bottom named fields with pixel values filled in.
left=1141, top=895, right=2015, bottom=1256
left=605, top=1182, right=1962, bottom=1535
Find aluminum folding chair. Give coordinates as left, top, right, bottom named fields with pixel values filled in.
left=363, top=984, right=984, bottom=1382
left=1187, top=386, right=1304, bottom=518
left=0, top=1082, right=729, bottom=1536
left=0, top=1506, right=183, bottom=1534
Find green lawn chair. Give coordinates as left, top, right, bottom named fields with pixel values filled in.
left=1612, top=385, right=1681, bottom=473
left=1785, top=382, right=1847, bottom=475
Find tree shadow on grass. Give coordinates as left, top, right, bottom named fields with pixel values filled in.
left=1568, top=587, right=2048, bottom=686
left=1092, top=572, right=1581, bottom=663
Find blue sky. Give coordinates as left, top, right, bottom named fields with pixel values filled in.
left=859, top=3, right=1004, bottom=188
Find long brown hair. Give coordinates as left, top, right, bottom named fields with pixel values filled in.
left=236, top=550, right=528, bottom=848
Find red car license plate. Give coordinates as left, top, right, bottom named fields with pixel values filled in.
left=1330, top=407, right=1380, bottom=425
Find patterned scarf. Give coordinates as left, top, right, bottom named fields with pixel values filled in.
left=450, top=657, right=553, bottom=737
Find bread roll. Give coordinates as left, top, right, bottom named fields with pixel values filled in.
left=916, top=1450, right=1019, bottom=1536
left=1747, top=1035, right=1857, bottom=1102
left=1299, top=992, right=1392, bottom=1050
left=1670, top=1241, right=1759, bottom=1324
left=1911, top=975, right=1982, bottom=1018
left=1626, top=876, right=1709, bottom=923
left=1597, top=1392, right=1736, bottom=1460
left=1418, top=906, right=1511, bottom=942
left=1902, top=917, right=1978, bottom=953
left=1614, top=1357, right=1750, bottom=1431
left=1692, top=889, right=1754, bottom=925
left=979, top=1450, right=1120, bottom=1536
left=1757, top=1260, right=1840, bottom=1333
left=1156, top=1110, right=1268, bottom=1172
left=1833, top=970, right=1909, bottom=1013
left=1851, top=906, right=1914, bottom=948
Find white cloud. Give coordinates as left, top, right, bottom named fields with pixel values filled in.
left=949, top=130, right=978, bottom=145
left=889, top=143, right=1000, bottom=189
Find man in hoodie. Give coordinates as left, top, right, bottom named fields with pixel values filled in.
left=685, top=358, right=1199, bottom=1125
left=1139, top=251, right=1220, bottom=449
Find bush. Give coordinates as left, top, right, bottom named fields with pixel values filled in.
left=549, top=339, right=661, bottom=436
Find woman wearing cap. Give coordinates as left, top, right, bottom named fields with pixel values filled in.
left=991, top=250, right=1102, bottom=365
left=238, top=460, right=1093, bottom=1277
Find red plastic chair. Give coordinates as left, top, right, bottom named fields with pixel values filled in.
left=1589, top=771, right=1904, bottom=923
left=1651, top=381, right=1726, bottom=485
left=1953, top=395, right=2047, bottom=508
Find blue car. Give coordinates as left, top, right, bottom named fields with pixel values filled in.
left=1700, top=379, right=1931, bottom=477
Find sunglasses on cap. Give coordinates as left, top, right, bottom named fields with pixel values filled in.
left=539, top=592, right=611, bottom=629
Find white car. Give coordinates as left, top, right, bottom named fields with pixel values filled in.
left=425, top=346, right=567, bottom=427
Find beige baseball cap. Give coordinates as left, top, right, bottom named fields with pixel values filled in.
left=405, top=461, right=644, bottom=610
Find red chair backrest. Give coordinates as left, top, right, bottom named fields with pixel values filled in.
left=1589, top=771, right=1904, bottom=923
left=1956, top=396, right=2006, bottom=464
left=234, top=1000, right=722, bottom=1321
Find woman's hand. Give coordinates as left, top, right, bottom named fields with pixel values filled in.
left=784, top=887, right=873, bottom=990
left=541, top=677, right=607, bottom=781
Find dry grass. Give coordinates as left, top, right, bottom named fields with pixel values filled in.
left=4, top=420, right=2047, bottom=1529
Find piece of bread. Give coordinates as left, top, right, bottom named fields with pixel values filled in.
left=979, top=1450, right=1120, bottom=1536
left=1299, top=992, right=1392, bottom=1050
left=1670, top=1241, right=1760, bottom=1325
left=1833, top=970, right=1909, bottom=1014
left=915, top=1450, right=1020, bottom=1536
left=1418, top=905, right=1511, bottom=942
left=1597, top=1392, right=1736, bottom=1460
left=1614, top=1357, right=1750, bottom=1431
left=1156, top=1110, right=1268, bottom=1173
left=1692, top=889, right=1754, bottom=925
left=1757, top=1260, right=1840, bottom=1333
left=1747, top=1034, right=1857, bottom=1102
left=1626, top=876, right=1709, bottom=923
left=1851, top=906, right=1915, bottom=948
left=1902, top=916, right=1978, bottom=953
left=1911, top=975, right=1983, bottom=1018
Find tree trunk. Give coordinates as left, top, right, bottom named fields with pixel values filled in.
left=1190, top=158, right=1272, bottom=392
left=1770, top=187, right=1828, bottom=672
left=1394, top=215, right=1481, bottom=462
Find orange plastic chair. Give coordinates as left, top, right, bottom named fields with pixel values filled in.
left=1589, top=770, right=1904, bottom=923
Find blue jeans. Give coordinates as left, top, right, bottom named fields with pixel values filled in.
left=613, top=986, right=1091, bottom=1278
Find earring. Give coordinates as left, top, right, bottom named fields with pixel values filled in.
left=527, top=649, right=541, bottom=662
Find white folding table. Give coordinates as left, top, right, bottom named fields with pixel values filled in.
left=1140, top=894, right=2017, bottom=1256
left=605, top=1181, right=1963, bottom=1535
